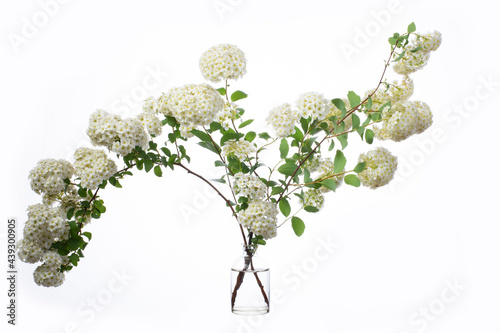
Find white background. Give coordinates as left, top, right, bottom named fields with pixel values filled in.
left=1, top=0, right=499, bottom=332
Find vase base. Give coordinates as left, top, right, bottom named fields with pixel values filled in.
left=232, top=306, right=269, bottom=316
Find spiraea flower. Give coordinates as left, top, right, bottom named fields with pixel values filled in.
left=296, top=92, right=332, bottom=121
left=217, top=102, right=239, bottom=129
left=393, top=30, right=441, bottom=75
left=199, top=44, right=247, bottom=83
left=137, top=112, right=162, bottom=137
left=158, top=83, right=224, bottom=138
left=222, top=138, right=255, bottom=161
left=358, top=147, right=397, bottom=189
left=87, top=109, right=149, bottom=156
left=387, top=76, right=414, bottom=103
left=73, top=148, right=117, bottom=190
left=28, top=159, right=74, bottom=196
left=373, top=100, right=432, bottom=142
left=33, top=263, right=65, bottom=287
left=267, top=103, right=300, bottom=138
left=301, top=189, right=325, bottom=210
left=238, top=200, right=278, bottom=239
left=233, top=173, right=266, bottom=200
left=18, top=204, right=68, bottom=264
left=142, top=96, right=158, bottom=114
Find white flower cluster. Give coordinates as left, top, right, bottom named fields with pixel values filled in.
left=316, top=158, right=344, bottom=192
left=296, top=92, right=331, bottom=121
left=142, top=96, right=158, bottom=114
left=137, top=112, right=162, bottom=137
left=301, top=189, right=325, bottom=210
left=233, top=172, right=266, bottom=199
left=387, top=76, right=414, bottom=103
left=18, top=204, right=69, bottom=287
left=199, top=43, right=247, bottom=83
left=33, top=250, right=66, bottom=287
left=266, top=103, right=300, bottom=138
left=238, top=200, right=278, bottom=239
left=157, top=84, right=224, bottom=138
left=303, top=153, right=321, bottom=172
left=87, top=109, right=149, bottom=156
left=222, top=138, right=255, bottom=161
left=393, top=31, right=442, bottom=75
left=217, top=102, right=239, bottom=129
left=373, top=100, right=433, bottom=142
left=73, top=148, right=117, bottom=190
left=28, top=159, right=74, bottom=196
left=358, top=147, right=397, bottom=189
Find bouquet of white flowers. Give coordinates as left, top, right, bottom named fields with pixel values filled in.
left=18, top=22, right=441, bottom=313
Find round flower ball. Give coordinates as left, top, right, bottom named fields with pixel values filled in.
left=199, top=44, right=247, bottom=83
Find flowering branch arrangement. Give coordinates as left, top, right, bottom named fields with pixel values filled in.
left=18, top=22, right=441, bottom=296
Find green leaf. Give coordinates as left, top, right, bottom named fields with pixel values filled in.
left=407, top=22, right=416, bottom=33
left=245, top=131, right=256, bottom=142
left=77, top=187, right=87, bottom=198
left=220, top=132, right=244, bottom=146
left=154, top=165, right=163, bottom=177
left=231, top=90, right=248, bottom=102
left=258, top=132, right=271, bottom=140
left=144, top=160, right=154, bottom=173
left=351, top=113, right=360, bottom=129
left=211, top=176, right=226, bottom=184
left=277, top=162, right=298, bottom=177
left=392, top=49, right=406, bottom=62
left=347, top=91, right=361, bottom=108
left=69, top=253, right=79, bottom=266
left=333, top=150, right=347, bottom=173
left=300, top=117, right=310, bottom=133
left=216, top=87, right=226, bottom=95
left=68, top=238, right=79, bottom=251
left=331, top=99, right=347, bottom=116
left=291, top=217, right=305, bottom=237
left=365, top=129, right=374, bottom=144
left=304, top=206, right=319, bottom=213
left=239, top=119, right=254, bottom=129
left=214, top=161, right=226, bottom=167
left=82, top=232, right=92, bottom=240
left=198, top=141, right=219, bottom=154
left=410, top=45, right=422, bottom=53
left=388, top=37, right=397, bottom=45
left=279, top=138, right=289, bottom=159
left=66, top=208, right=75, bottom=220
left=148, top=141, right=157, bottom=151
left=353, top=162, right=366, bottom=173
left=328, top=140, right=335, bottom=151
left=279, top=199, right=291, bottom=217
left=337, top=134, right=348, bottom=150
left=58, top=248, right=70, bottom=256
left=164, top=116, right=178, bottom=127
left=191, top=129, right=212, bottom=142
left=321, top=179, right=337, bottom=192
left=344, top=174, right=361, bottom=187
left=271, top=186, right=284, bottom=195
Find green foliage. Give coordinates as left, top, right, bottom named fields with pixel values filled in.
left=239, top=119, right=254, bottom=128
left=231, top=90, right=248, bottom=102
left=321, top=179, right=337, bottom=192
left=278, top=162, right=298, bottom=177
left=279, top=198, right=291, bottom=217
left=333, top=150, right=347, bottom=173
left=347, top=91, right=361, bottom=108
left=344, top=174, right=361, bottom=187
left=291, top=217, right=305, bottom=236
left=365, top=129, right=375, bottom=144
left=279, top=138, right=289, bottom=159
left=407, top=22, right=416, bottom=33
left=304, top=206, right=319, bottom=213
left=353, top=162, right=366, bottom=173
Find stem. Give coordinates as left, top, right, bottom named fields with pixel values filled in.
left=174, top=162, right=247, bottom=246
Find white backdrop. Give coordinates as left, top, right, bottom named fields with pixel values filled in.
left=1, top=0, right=499, bottom=332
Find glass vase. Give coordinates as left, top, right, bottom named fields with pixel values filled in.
left=230, top=244, right=270, bottom=315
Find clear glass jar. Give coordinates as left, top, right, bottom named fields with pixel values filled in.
left=230, top=244, right=270, bottom=315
